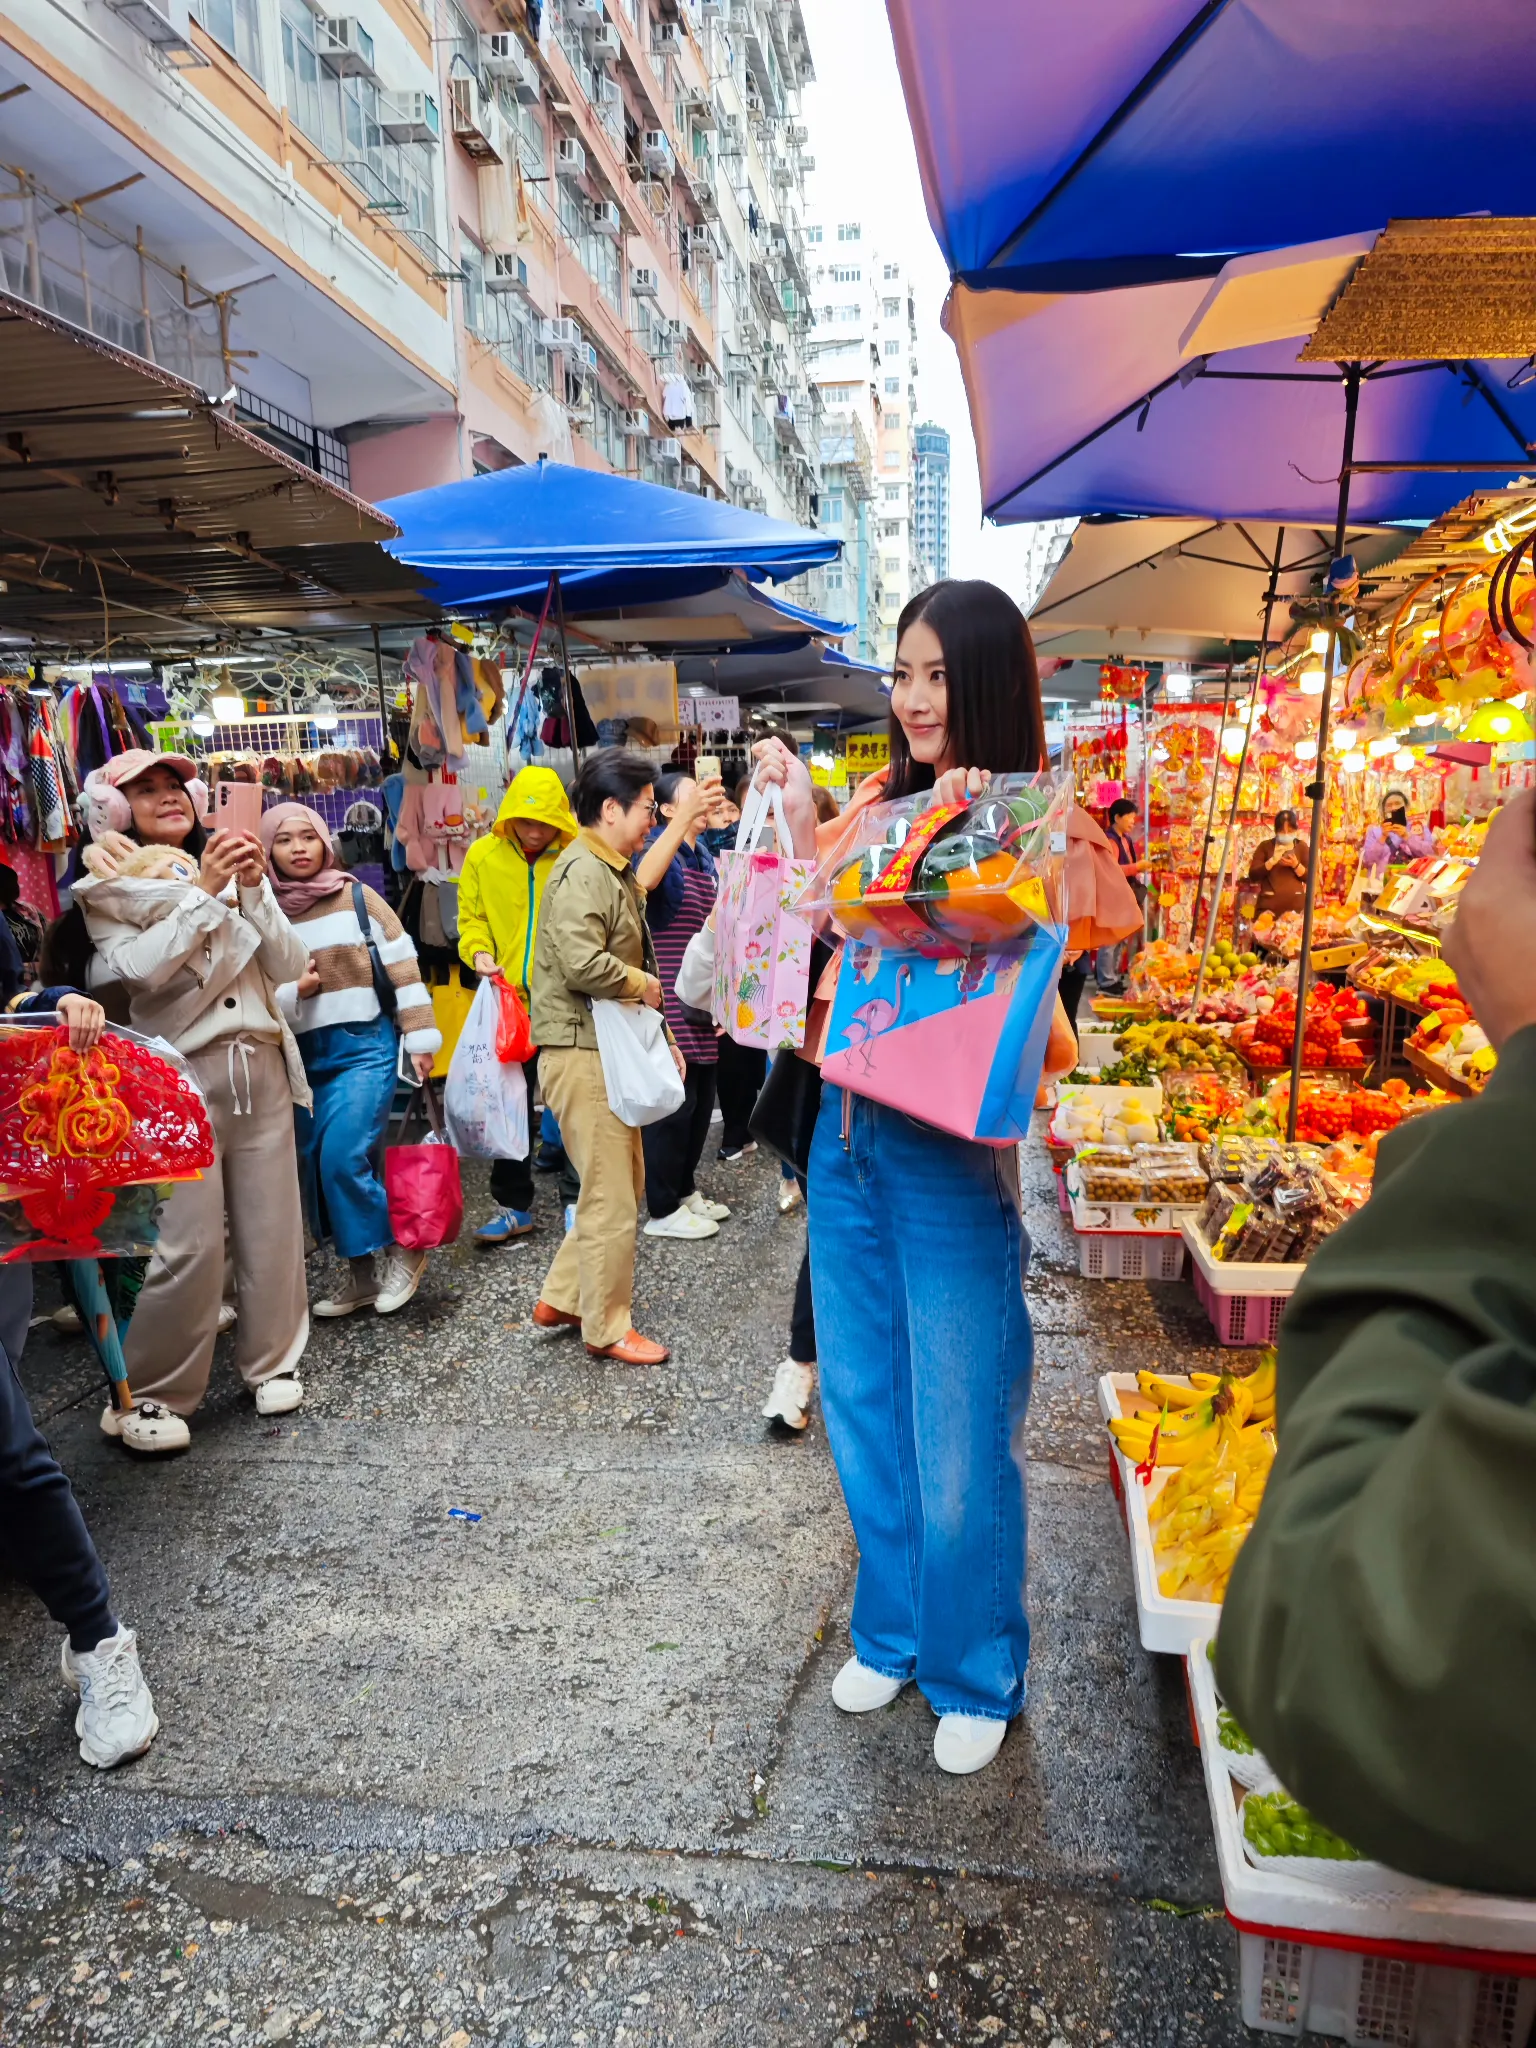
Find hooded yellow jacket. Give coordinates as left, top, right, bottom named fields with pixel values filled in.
left=456, top=767, right=577, bottom=1000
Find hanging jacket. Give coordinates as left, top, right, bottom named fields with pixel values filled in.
left=456, top=766, right=577, bottom=1003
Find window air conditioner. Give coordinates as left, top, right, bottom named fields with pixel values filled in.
left=641, top=130, right=672, bottom=173
left=590, top=23, right=620, bottom=62
left=449, top=76, right=505, bottom=162
left=681, top=462, right=702, bottom=488
left=623, top=409, right=650, bottom=435
left=630, top=267, right=660, bottom=299
left=319, top=17, right=376, bottom=76
left=378, top=91, right=440, bottom=144
left=482, top=33, right=540, bottom=104
left=104, top=0, right=200, bottom=58
left=540, top=316, right=583, bottom=352
left=589, top=199, right=622, bottom=239
left=571, top=0, right=603, bottom=22
left=486, top=252, right=532, bottom=297
left=648, top=437, right=682, bottom=465
left=555, top=137, right=588, bottom=177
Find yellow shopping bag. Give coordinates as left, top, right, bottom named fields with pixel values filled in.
left=430, top=978, right=477, bottom=1079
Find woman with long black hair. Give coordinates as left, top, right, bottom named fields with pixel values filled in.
left=754, top=579, right=1073, bottom=1775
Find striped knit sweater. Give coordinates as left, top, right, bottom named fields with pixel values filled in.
left=273, top=882, right=441, bottom=1057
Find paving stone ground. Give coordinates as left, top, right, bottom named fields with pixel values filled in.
left=0, top=1129, right=1277, bottom=2047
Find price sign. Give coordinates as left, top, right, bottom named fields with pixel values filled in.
left=844, top=732, right=890, bottom=772
left=678, top=694, right=739, bottom=730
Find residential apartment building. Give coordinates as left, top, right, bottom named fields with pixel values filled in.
left=870, top=249, right=919, bottom=666
left=0, top=0, right=818, bottom=528
left=913, top=420, right=950, bottom=585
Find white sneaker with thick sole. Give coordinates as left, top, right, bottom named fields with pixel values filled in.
left=99, top=1401, right=190, bottom=1454
left=313, top=1269, right=378, bottom=1318
left=374, top=1248, right=427, bottom=1314
left=643, top=1206, right=718, bottom=1240
left=762, top=1358, right=813, bottom=1431
left=934, top=1713, right=1008, bottom=1775
left=832, top=1656, right=908, bottom=1713
left=254, top=1375, right=304, bottom=1417
left=684, top=1190, right=730, bottom=1223
left=60, top=1626, right=158, bottom=1769
left=216, top=1303, right=237, bottom=1335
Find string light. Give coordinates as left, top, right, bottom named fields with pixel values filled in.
left=1341, top=749, right=1368, bottom=773
left=1308, top=629, right=1330, bottom=654
left=1411, top=712, right=1439, bottom=726
left=1294, top=738, right=1318, bottom=760
left=1367, top=736, right=1397, bottom=758
left=1392, top=749, right=1415, bottom=771
left=1299, top=666, right=1325, bottom=694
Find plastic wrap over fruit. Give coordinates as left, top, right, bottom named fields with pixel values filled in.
left=797, top=773, right=1069, bottom=956
left=0, top=1016, right=214, bottom=1260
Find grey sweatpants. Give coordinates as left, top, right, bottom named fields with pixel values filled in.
left=125, top=1038, right=308, bottom=1416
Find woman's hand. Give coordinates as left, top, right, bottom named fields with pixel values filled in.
left=230, top=834, right=267, bottom=890
left=670, top=1041, right=686, bottom=1080
left=296, top=958, right=322, bottom=999
left=55, top=992, right=105, bottom=1050
left=681, top=774, right=724, bottom=832
left=200, top=834, right=245, bottom=897
left=932, top=767, right=991, bottom=807
left=641, top=974, right=663, bottom=1010
left=472, top=951, right=498, bottom=977
left=82, top=829, right=135, bottom=880
left=751, top=738, right=818, bottom=857
left=411, top=1050, right=436, bottom=1081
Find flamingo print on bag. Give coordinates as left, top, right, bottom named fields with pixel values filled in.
left=842, top=963, right=912, bottom=1073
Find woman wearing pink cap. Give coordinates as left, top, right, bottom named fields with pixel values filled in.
left=69, top=750, right=312, bottom=1456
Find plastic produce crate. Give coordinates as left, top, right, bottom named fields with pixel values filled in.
left=1181, top=1218, right=1303, bottom=1345
left=1186, top=1639, right=1536, bottom=2044
left=1095, top=1374, right=1223, bottom=1652
left=1077, top=1230, right=1186, bottom=1282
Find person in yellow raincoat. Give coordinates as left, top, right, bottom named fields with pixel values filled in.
left=457, top=765, right=578, bottom=1245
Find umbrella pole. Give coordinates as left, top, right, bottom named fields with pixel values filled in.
left=553, top=572, right=582, bottom=771
left=1190, top=655, right=1235, bottom=947
left=372, top=624, right=393, bottom=767
left=1191, top=528, right=1287, bottom=1013
left=1286, top=364, right=1362, bottom=1141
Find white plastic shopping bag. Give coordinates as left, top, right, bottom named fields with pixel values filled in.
left=443, top=978, right=530, bottom=1158
left=591, top=999, right=685, bottom=1127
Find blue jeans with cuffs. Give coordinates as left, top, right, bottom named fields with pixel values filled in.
left=808, top=1084, right=1033, bottom=1721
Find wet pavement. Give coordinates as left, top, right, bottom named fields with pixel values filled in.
left=0, top=1131, right=1268, bottom=2047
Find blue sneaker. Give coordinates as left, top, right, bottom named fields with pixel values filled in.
left=475, top=1207, right=534, bottom=1247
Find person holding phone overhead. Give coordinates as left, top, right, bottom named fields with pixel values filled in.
left=70, top=751, right=313, bottom=1456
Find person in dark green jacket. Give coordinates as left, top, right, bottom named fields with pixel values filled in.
left=1218, top=788, right=1536, bottom=1896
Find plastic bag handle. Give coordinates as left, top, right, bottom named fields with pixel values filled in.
left=733, top=777, right=790, bottom=856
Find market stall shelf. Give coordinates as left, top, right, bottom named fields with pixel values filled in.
left=1404, top=1044, right=1477, bottom=1101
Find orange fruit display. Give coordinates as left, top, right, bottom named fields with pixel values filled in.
left=920, top=850, right=1038, bottom=946
left=830, top=851, right=900, bottom=942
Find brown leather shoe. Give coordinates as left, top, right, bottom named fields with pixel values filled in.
left=531, top=1300, right=582, bottom=1331
left=585, top=1328, right=670, bottom=1365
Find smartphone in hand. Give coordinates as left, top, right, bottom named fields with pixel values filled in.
left=213, top=780, right=264, bottom=839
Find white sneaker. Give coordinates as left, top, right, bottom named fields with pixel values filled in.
left=216, top=1303, right=237, bottom=1335
left=374, top=1248, right=427, bottom=1314
left=684, top=1190, right=731, bottom=1223
left=762, top=1357, right=813, bottom=1431
left=831, top=1656, right=908, bottom=1713
left=60, top=1626, right=158, bottom=1769
left=100, top=1401, right=190, bottom=1455
left=643, top=1206, right=719, bottom=1240
left=313, top=1267, right=378, bottom=1317
left=934, top=1713, right=1008, bottom=1775
left=254, top=1375, right=304, bottom=1417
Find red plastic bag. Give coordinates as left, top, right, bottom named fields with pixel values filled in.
left=492, top=974, right=535, bottom=1064
left=385, top=1082, right=463, bottom=1249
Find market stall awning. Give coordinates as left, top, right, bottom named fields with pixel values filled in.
left=0, top=291, right=425, bottom=651
left=887, top=0, right=1536, bottom=280
left=673, top=642, right=891, bottom=727
left=948, top=274, right=1536, bottom=526
left=1030, top=517, right=1410, bottom=665
left=381, top=459, right=840, bottom=617
left=555, top=573, right=852, bottom=652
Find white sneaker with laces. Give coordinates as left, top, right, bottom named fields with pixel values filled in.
left=374, top=1248, right=427, bottom=1314
left=314, top=1268, right=378, bottom=1318
left=99, top=1401, right=190, bottom=1454
left=643, top=1206, right=718, bottom=1240
left=831, top=1656, right=908, bottom=1713
left=60, top=1626, right=158, bottom=1769
left=934, top=1713, right=1008, bottom=1775
left=762, top=1357, right=813, bottom=1431
left=684, top=1190, right=731, bottom=1223
left=254, top=1375, right=304, bottom=1417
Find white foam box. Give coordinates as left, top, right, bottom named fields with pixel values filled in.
left=1185, top=1636, right=1536, bottom=2044
left=1095, top=1372, right=1224, bottom=1654
left=1075, top=1021, right=1119, bottom=1070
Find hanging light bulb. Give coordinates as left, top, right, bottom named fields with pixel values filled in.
left=209, top=684, right=245, bottom=722
left=1341, top=749, right=1368, bottom=773
left=1411, top=712, right=1439, bottom=727
left=1308, top=628, right=1331, bottom=654
left=1331, top=726, right=1359, bottom=753
left=1368, top=736, right=1397, bottom=758
left=1392, top=748, right=1415, bottom=771
left=189, top=699, right=216, bottom=737
left=312, top=692, right=340, bottom=733
left=1299, top=666, right=1325, bottom=694
left=1221, top=722, right=1246, bottom=749
left=1294, top=737, right=1318, bottom=761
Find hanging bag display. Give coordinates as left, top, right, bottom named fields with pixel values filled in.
left=385, top=1071, right=463, bottom=1249
left=712, top=781, right=815, bottom=1051
left=591, top=999, right=685, bottom=1127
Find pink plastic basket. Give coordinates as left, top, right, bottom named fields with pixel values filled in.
left=1191, top=1265, right=1290, bottom=1346
left=1057, top=1173, right=1072, bottom=1216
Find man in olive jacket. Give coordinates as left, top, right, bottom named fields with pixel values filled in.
left=529, top=748, right=680, bottom=1367
left=1219, top=789, right=1536, bottom=1895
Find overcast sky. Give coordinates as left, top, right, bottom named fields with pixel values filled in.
left=798, top=0, right=1067, bottom=608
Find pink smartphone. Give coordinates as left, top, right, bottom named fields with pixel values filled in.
left=213, top=781, right=264, bottom=838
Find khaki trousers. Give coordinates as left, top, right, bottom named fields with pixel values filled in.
left=537, top=1046, right=645, bottom=1349
left=126, top=1039, right=309, bottom=1416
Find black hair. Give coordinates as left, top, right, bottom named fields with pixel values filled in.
left=1108, top=797, right=1138, bottom=823
left=1274, top=808, right=1300, bottom=832
left=40, top=907, right=92, bottom=991
left=1382, top=789, right=1409, bottom=817
left=0, top=866, right=19, bottom=908
left=654, top=768, right=691, bottom=813
left=885, top=579, right=1045, bottom=799
left=569, top=746, right=656, bottom=827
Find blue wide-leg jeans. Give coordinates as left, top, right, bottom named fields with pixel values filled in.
left=295, top=1015, right=400, bottom=1260
left=808, top=1084, right=1033, bottom=1721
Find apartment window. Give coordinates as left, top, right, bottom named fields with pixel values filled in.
left=806, top=225, right=823, bottom=243
left=882, top=450, right=900, bottom=469
left=882, top=296, right=900, bottom=317
left=839, top=304, right=860, bottom=323
left=880, top=520, right=899, bottom=538
left=884, top=555, right=900, bottom=572
left=884, top=376, right=900, bottom=394
left=280, top=0, right=325, bottom=143
left=884, top=263, right=899, bottom=279
left=192, top=0, right=262, bottom=76
left=822, top=490, right=844, bottom=523
left=831, top=265, right=861, bottom=283
left=887, top=410, right=901, bottom=426
left=820, top=304, right=835, bottom=323
left=883, top=484, right=901, bottom=502
left=824, top=565, right=844, bottom=590
left=883, top=339, right=899, bottom=357
left=837, top=222, right=861, bottom=242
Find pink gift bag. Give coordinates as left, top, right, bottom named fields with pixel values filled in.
left=711, top=782, right=814, bottom=1050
